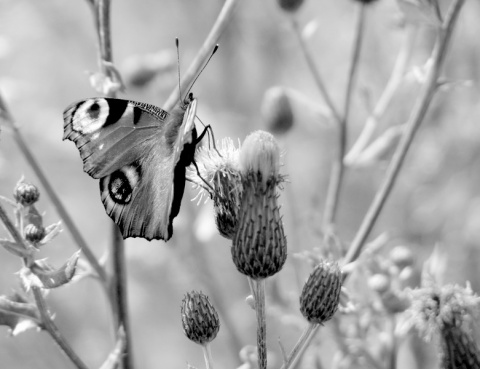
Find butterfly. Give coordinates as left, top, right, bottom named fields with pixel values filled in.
left=63, top=93, right=200, bottom=241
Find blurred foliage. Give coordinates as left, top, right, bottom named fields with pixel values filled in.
left=0, top=0, right=479, bottom=368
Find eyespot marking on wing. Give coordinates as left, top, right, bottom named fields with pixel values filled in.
left=72, top=99, right=109, bottom=134
left=107, top=164, right=141, bottom=205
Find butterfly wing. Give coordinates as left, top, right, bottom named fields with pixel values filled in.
left=63, top=97, right=198, bottom=241
left=63, top=98, right=169, bottom=179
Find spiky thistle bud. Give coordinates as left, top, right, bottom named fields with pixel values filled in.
left=190, top=138, right=242, bottom=240
left=405, top=283, right=480, bottom=368
left=14, top=181, right=40, bottom=206
left=277, top=0, right=305, bottom=12
left=24, top=224, right=45, bottom=244
left=300, top=260, right=342, bottom=324
left=231, top=131, right=287, bottom=280
left=181, top=291, right=220, bottom=345
left=261, top=87, right=294, bottom=134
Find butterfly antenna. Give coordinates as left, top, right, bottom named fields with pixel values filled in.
left=196, top=117, right=222, bottom=158
left=176, top=38, right=182, bottom=105
left=184, top=44, right=219, bottom=100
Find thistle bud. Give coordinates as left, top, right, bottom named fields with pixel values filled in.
left=441, top=320, right=480, bottom=369
left=277, top=0, right=304, bottom=12
left=232, top=131, right=287, bottom=279
left=24, top=224, right=45, bottom=244
left=300, top=260, right=342, bottom=324
left=261, top=87, right=294, bottom=134
left=181, top=291, right=220, bottom=345
left=14, top=181, right=39, bottom=206
left=389, top=245, right=414, bottom=270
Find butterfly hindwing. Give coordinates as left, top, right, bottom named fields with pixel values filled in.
left=63, top=97, right=198, bottom=241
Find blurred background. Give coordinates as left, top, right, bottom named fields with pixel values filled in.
left=0, top=0, right=479, bottom=368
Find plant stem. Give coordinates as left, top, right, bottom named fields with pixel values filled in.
left=252, top=279, right=267, bottom=369
left=0, top=96, right=107, bottom=286
left=345, top=25, right=417, bottom=165
left=343, top=0, right=465, bottom=270
left=92, top=0, right=132, bottom=368
left=202, top=343, right=215, bottom=369
left=163, top=0, right=238, bottom=111
left=32, top=286, right=90, bottom=369
left=323, top=3, right=366, bottom=230
left=0, top=204, right=89, bottom=369
left=290, top=18, right=342, bottom=124
left=280, top=323, right=319, bottom=369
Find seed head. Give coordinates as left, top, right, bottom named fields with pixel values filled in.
left=181, top=291, right=220, bottom=345
left=24, top=224, right=46, bottom=244
left=14, top=181, right=40, bottom=206
left=300, top=260, right=342, bottom=324
left=261, top=87, right=294, bottom=135
left=232, top=131, right=286, bottom=279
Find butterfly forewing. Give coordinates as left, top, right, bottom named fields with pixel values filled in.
left=63, top=98, right=169, bottom=179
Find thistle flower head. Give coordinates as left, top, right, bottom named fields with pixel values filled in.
left=231, top=131, right=287, bottom=280
left=191, top=138, right=242, bottom=239
left=300, top=260, right=342, bottom=324
left=14, top=180, right=40, bottom=207
left=181, top=291, right=220, bottom=345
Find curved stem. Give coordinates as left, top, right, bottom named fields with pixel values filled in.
left=163, top=0, right=238, bottom=111
left=345, top=25, right=417, bottom=165
left=290, top=18, right=342, bottom=124
left=343, top=0, right=465, bottom=271
left=280, top=323, right=319, bottom=369
left=323, top=3, right=366, bottom=230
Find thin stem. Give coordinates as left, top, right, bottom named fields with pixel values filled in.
left=280, top=323, right=319, bottom=369
left=345, top=25, right=417, bottom=165
left=202, top=343, right=215, bottom=369
left=343, top=0, right=465, bottom=270
left=290, top=18, right=342, bottom=124
left=32, top=287, right=90, bottom=369
left=163, top=0, right=238, bottom=111
left=0, top=204, right=89, bottom=369
left=323, top=3, right=366, bottom=230
left=93, top=1, right=132, bottom=368
left=252, top=279, right=267, bottom=369
left=0, top=99, right=107, bottom=285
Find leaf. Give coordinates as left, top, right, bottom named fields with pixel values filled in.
left=0, top=239, right=30, bottom=257
left=21, top=251, right=80, bottom=289
left=39, top=221, right=62, bottom=245
left=0, top=292, right=41, bottom=335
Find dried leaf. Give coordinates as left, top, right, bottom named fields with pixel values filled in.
left=0, top=238, right=29, bottom=257
left=39, top=221, right=62, bottom=245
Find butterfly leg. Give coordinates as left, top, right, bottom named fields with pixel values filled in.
left=196, top=124, right=223, bottom=158
left=190, top=159, right=215, bottom=198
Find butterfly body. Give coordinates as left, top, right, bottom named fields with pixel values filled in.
left=63, top=96, right=198, bottom=241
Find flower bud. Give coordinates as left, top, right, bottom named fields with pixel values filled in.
left=389, top=245, right=414, bottom=270
left=300, top=260, right=342, bottom=324
left=181, top=291, right=220, bottom=345
left=261, top=87, right=294, bottom=135
left=441, top=319, right=480, bottom=368
left=368, top=273, right=390, bottom=294
left=277, top=0, right=304, bottom=12
left=24, top=224, right=45, bottom=244
left=232, top=131, right=286, bottom=279
left=14, top=181, right=39, bottom=206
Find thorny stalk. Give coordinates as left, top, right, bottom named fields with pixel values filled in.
left=343, top=0, right=465, bottom=270
left=252, top=279, right=267, bottom=369
left=0, top=204, right=89, bottom=369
